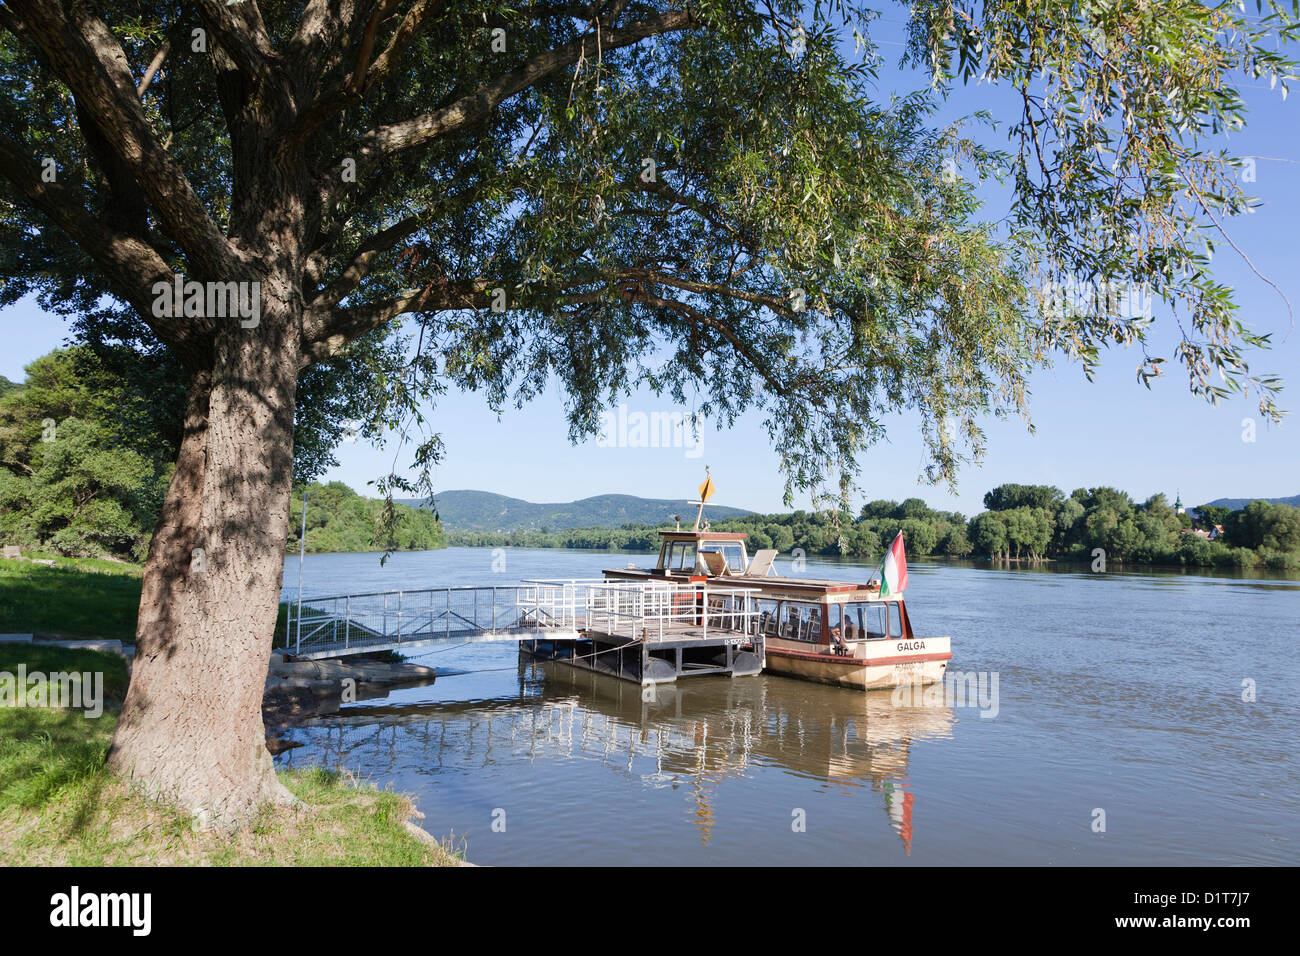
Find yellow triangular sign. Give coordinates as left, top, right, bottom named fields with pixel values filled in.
left=698, top=475, right=715, bottom=502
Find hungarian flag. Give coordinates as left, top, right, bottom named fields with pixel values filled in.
left=876, top=531, right=908, bottom=595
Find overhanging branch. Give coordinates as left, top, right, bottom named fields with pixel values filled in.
left=321, top=7, right=699, bottom=211
left=301, top=279, right=490, bottom=364
left=0, top=130, right=211, bottom=368
left=309, top=214, right=426, bottom=309
left=9, top=0, right=243, bottom=281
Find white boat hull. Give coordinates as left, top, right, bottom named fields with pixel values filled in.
left=763, top=636, right=952, bottom=690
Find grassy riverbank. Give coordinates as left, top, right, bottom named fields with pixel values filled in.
left=0, top=556, right=302, bottom=647
left=0, top=555, right=142, bottom=640
left=0, top=643, right=461, bottom=866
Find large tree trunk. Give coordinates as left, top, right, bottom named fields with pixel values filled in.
left=108, top=293, right=302, bottom=829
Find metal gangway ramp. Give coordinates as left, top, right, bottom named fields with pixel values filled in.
left=285, top=581, right=589, bottom=660
left=284, top=579, right=764, bottom=684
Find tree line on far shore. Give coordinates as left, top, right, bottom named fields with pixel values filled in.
left=447, top=484, right=1300, bottom=570
left=3, top=348, right=1295, bottom=569
left=287, top=482, right=444, bottom=555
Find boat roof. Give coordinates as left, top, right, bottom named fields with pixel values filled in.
left=727, top=576, right=895, bottom=599
left=658, top=530, right=748, bottom=542
left=603, top=566, right=901, bottom=600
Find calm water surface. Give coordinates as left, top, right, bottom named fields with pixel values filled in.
left=277, top=548, right=1299, bottom=865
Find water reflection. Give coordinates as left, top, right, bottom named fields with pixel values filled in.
left=289, top=663, right=954, bottom=854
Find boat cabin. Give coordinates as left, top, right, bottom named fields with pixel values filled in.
left=605, top=529, right=777, bottom=581
left=755, top=583, right=949, bottom=690
left=753, top=585, right=916, bottom=653
left=657, top=530, right=754, bottom=576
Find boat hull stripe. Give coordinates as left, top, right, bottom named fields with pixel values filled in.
left=764, top=648, right=953, bottom=667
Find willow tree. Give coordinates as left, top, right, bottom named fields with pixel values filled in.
left=0, top=0, right=1291, bottom=825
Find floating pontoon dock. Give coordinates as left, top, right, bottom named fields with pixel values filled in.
left=284, top=579, right=764, bottom=686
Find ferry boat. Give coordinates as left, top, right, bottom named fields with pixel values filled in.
left=603, top=476, right=952, bottom=690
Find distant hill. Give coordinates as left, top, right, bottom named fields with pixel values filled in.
left=1202, top=494, right=1300, bottom=510
left=399, top=489, right=754, bottom=532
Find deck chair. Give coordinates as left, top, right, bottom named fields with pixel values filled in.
left=699, top=550, right=729, bottom=576
left=746, top=549, right=778, bottom=577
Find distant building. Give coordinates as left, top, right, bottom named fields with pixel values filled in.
left=1174, top=493, right=1186, bottom=516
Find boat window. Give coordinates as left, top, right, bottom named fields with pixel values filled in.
left=728, top=544, right=747, bottom=571
left=835, top=602, right=888, bottom=641
left=889, top=602, right=905, bottom=639
left=756, top=599, right=781, bottom=637
left=703, top=543, right=746, bottom=574
left=666, top=542, right=696, bottom=571
left=780, top=602, right=821, bottom=642
left=805, top=605, right=822, bottom=642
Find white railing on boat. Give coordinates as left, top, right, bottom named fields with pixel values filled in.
left=581, top=581, right=757, bottom=644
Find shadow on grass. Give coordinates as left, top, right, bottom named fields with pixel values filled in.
left=0, top=646, right=126, bottom=851
left=0, top=558, right=142, bottom=641
left=0, top=708, right=113, bottom=809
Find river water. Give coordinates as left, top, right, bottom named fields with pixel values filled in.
left=276, top=547, right=1299, bottom=865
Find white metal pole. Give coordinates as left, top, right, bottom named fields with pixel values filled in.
left=296, top=487, right=307, bottom=653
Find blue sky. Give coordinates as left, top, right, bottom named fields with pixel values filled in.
left=2, top=12, right=1296, bottom=518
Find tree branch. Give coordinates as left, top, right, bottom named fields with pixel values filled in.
left=192, top=0, right=277, bottom=86
left=309, top=214, right=426, bottom=309
left=286, top=0, right=366, bottom=87
left=9, top=0, right=243, bottom=281
left=136, top=39, right=170, bottom=97
left=569, top=284, right=794, bottom=398
left=360, top=0, right=447, bottom=92
left=333, top=8, right=698, bottom=190
left=301, top=279, right=490, bottom=364
left=620, top=268, right=793, bottom=317
left=0, top=130, right=210, bottom=368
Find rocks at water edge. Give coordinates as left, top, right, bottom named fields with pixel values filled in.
left=261, top=655, right=438, bottom=733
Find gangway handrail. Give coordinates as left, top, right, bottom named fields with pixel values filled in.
left=291, top=582, right=535, bottom=603
left=284, top=579, right=759, bottom=657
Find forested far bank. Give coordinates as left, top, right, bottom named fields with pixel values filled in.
left=446, top=486, right=1300, bottom=571
left=3, top=349, right=1295, bottom=570
left=287, top=483, right=444, bottom=555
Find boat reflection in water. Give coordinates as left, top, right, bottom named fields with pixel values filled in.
left=290, top=663, right=954, bottom=855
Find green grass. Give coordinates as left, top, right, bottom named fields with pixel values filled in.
left=0, top=556, right=300, bottom=648
left=0, top=556, right=142, bottom=641
left=0, top=646, right=462, bottom=866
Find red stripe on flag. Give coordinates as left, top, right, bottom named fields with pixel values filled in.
left=892, top=531, right=908, bottom=592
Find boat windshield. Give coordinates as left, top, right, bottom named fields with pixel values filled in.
left=699, top=542, right=746, bottom=574
left=661, top=541, right=697, bottom=570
